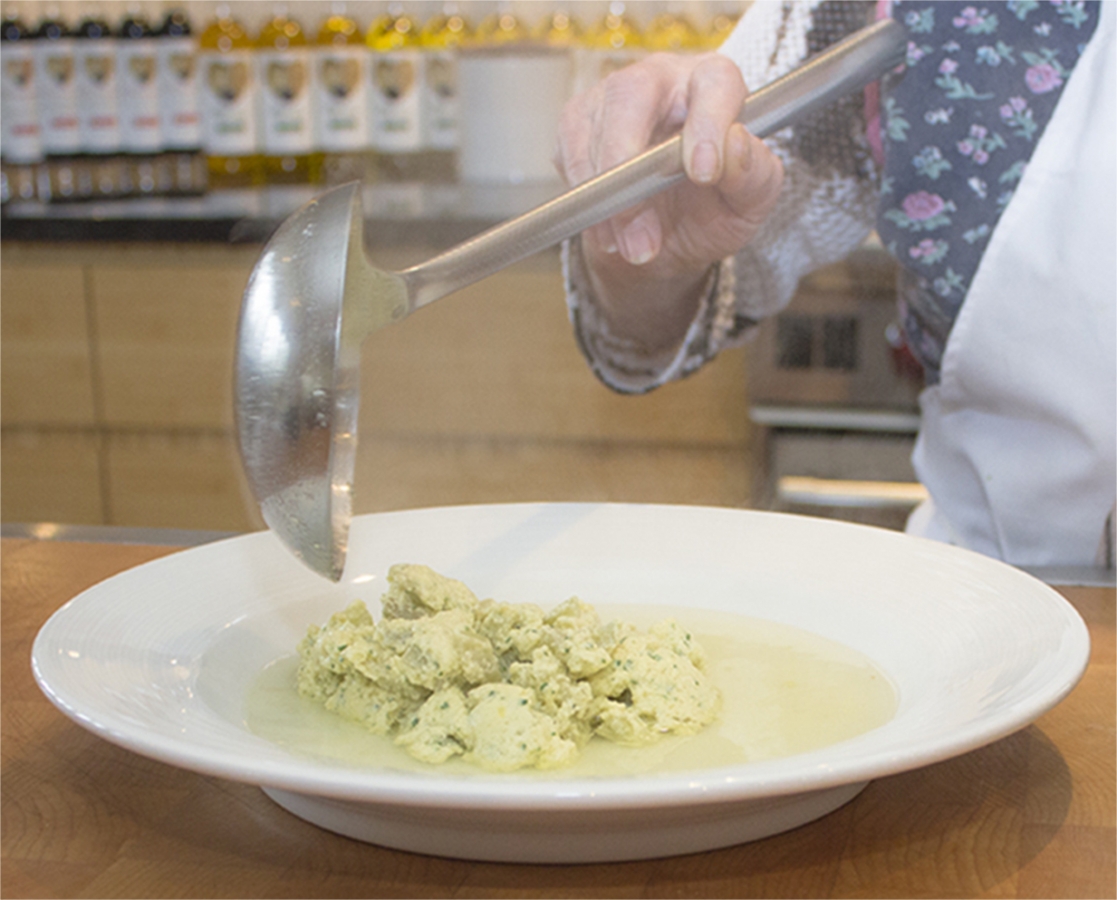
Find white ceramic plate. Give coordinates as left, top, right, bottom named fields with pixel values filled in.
left=32, top=503, right=1089, bottom=863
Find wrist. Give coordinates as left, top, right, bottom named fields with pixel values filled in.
left=582, top=238, right=712, bottom=356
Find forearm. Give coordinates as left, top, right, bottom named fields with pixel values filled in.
left=563, top=236, right=728, bottom=394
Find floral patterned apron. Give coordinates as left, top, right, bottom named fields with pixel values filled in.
left=906, top=1, right=1115, bottom=565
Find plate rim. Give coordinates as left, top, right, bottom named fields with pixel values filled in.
left=31, top=502, right=1092, bottom=812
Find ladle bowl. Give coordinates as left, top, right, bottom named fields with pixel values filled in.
left=235, top=184, right=387, bottom=579
left=235, top=20, right=907, bottom=581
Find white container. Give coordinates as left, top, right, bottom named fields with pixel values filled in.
left=457, top=46, right=571, bottom=184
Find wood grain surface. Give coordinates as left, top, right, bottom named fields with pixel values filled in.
left=2, top=537, right=1113, bottom=899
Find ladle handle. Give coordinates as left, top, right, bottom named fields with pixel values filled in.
left=402, top=18, right=907, bottom=310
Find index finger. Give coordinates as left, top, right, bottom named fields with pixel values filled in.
left=681, top=54, right=749, bottom=186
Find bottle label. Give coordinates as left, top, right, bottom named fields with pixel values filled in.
left=199, top=49, right=257, bottom=156
left=34, top=37, right=81, bottom=155
left=313, top=45, right=368, bottom=152
left=370, top=49, right=423, bottom=152
left=257, top=47, right=313, bottom=155
left=422, top=50, right=457, bottom=151
left=74, top=40, right=121, bottom=154
left=118, top=37, right=162, bottom=153
left=158, top=35, right=201, bottom=150
left=1, top=42, right=43, bottom=163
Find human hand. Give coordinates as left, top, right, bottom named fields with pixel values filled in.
left=555, top=52, right=784, bottom=351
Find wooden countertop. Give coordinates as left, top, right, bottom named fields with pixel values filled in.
left=2, top=536, right=1114, bottom=898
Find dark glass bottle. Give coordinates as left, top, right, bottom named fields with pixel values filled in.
left=34, top=5, right=81, bottom=200
left=75, top=6, right=125, bottom=198
left=118, top=4, right=168, bottom=194
left=157, top=7, right=206, bottom=194
left=1, top=6, right=46, bottom=202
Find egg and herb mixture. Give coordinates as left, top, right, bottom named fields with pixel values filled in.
left=296, top=563, right=721, bottom=772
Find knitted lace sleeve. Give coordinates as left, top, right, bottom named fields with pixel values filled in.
left=564, top=0, right=883, bottom=395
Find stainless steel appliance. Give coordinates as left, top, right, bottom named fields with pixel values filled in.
left=747, top=239, right=926, bottom=530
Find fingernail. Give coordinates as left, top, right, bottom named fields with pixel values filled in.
left=622, top=223, right=655, bottom=265
left=691, top=140, right=719, bottom=184
left=595, top=224, right=619, bottom=254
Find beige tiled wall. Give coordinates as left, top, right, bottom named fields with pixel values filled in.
left=1, top=243, right=264, bottom=531
left=358, top=256, right=749, bottom=445
left=1, top=242, right=756, bottom=533
left=0, top=429, right=103, bottom=525
left=353, top=437, right=754, bottom=513
left=0, top=261, right=96, bottom=427
left=104, top=431, right=257, bottom=530
left=90, top=258, right=247, bottom=429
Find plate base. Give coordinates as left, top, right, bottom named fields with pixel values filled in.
left=262, top=781, right=870, bottom=863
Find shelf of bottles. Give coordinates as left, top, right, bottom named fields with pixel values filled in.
left=1, top=1, right=745, bottom=205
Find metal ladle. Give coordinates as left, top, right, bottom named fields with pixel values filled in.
left=235, top=19, right=907, bottom=581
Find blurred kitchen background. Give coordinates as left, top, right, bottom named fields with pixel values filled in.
left=1, top=0, right=925, bottom=539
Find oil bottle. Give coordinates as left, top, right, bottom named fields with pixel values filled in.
left=256, top=2, right=316, bottom=184
left=367, top=2, right=424, bottom=182
left=472, top=1, right=531, bottom=46
left=197, top=3, right=260, bottom=188
left=1, top=4, right=45, bottom=203
left=574, top=1, right=644, bottom=97
left=73, top=3, right=124, bottom=199
left=534, top=7, right=582, bottom=48
left=157, top=5, right=205, bottom=194
left=34, top=3, right=82, bottom=200
left=118, top=2, right=167, bottom=195
left=312, top=1, right=370, bottom=185
left=418, top=1, right=470, bottom=182
left=705, top=7, right=742, bottom=49
left=643, top=7, right=702, bottom=54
